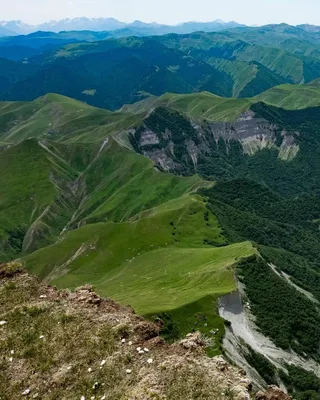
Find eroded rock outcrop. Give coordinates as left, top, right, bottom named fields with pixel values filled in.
left=132, top=107, right=299, bottom=174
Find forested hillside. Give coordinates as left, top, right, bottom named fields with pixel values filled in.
left=3, top=24, right=320, bottom=109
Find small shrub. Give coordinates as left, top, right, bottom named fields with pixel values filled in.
left=113, top=323, right=131, bottom=339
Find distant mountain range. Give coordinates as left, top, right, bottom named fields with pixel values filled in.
left=3, top=24, right=320, bottom=110
left=2, top=18, right=320, bottom=38
left=0, top=18, right=246, bottom=36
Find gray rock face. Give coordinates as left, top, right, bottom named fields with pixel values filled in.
left=135, top=110, right=299, bottom=173
left=208, top=110, right=298, bottom=158
left=139, top=130, right=160, bottom=147
left=143, top=147, right=177, bottom=171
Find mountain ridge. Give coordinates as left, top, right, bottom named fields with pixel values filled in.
left=0, top=18, right=246, bottom=36
left=4, top=26, right=320, bottom=110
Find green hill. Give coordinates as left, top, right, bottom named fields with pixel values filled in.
left=157, top=27, right=320, bottom=97
left=122, top=83, right=320, bottom=121
left=0, top=94, right=259, bottom=351
left=3, top=25, right=320, bottom=109
left=254, top=83, right=320, bottom=108
left=0, top=134, right=206, bottom=255
left=121, top=92, right=251, bottom=121
left=0, top=93, right=141, bottom=144
left=2, top=37, right=234, bottom=109
left=24, top=190, right=253, bottom=348
left=8, top=134, right=252, bottom=350
left=0, top=138, right=77, bottom=260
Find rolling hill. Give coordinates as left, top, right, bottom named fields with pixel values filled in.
left=0, top=37, right=234, bottom=109
left=121, top=83, right=320, bottom=121
left=156, top=28, right=320, bottom=92
left=3, top=24, right=320, bottom=109
left=254, top=83, right=320, bottom=108
left=24, top=193, right=253, bottom=349
left=0, top=94, right=252, bottom=357
left=0, top=93, right=141, bottom=144
left=3, top=83, right=320, bottom=397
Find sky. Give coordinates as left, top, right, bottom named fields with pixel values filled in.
left=2, top=0, right=320, bottom=26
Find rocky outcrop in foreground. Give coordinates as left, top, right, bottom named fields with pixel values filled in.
left=0, top=262, right=288, bottom=399
left=256, top=386, right=291, bottom=400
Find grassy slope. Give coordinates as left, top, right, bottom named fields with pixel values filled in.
left=5, top=132, right=246, bottom=350
left=209, top=58, right=257, bottom=97
left=0, top=135, right=206, bottom=257
left=122, top=83, right=320, bottom=121
left=156, top=30, right=320, bottom=95
left=0, top=94, right=142, bottom=144
left=121, top=92, right=252, bottom=122
left=2, top=85, right=320, bottom=142
left=24, top=191, right=254, bottom=349
left=202, top=57, right=286, bottom=99
left=25, top=194, right=228, bottom=282
left=255, top=83, right=320, bottom=109
left=95, top=242, right=252, bottom=316
left=236, top=45, right=303, bottom=83
left=4, top=133, right=248, bottom=350
left=73, top=140, right=206, bottom=225
left=98, top=242, right=252, bottom=353
left=0, top=139, right=77, bottom=260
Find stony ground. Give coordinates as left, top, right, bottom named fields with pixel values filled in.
left=0, top=262, right=287, bottom=400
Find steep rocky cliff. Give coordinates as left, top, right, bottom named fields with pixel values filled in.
left=130, top=106, right=299, bottom=176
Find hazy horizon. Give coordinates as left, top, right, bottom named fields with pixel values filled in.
left=0, top=17, right=249, bottom=26
left=2, top=0, right=320, bottom=26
